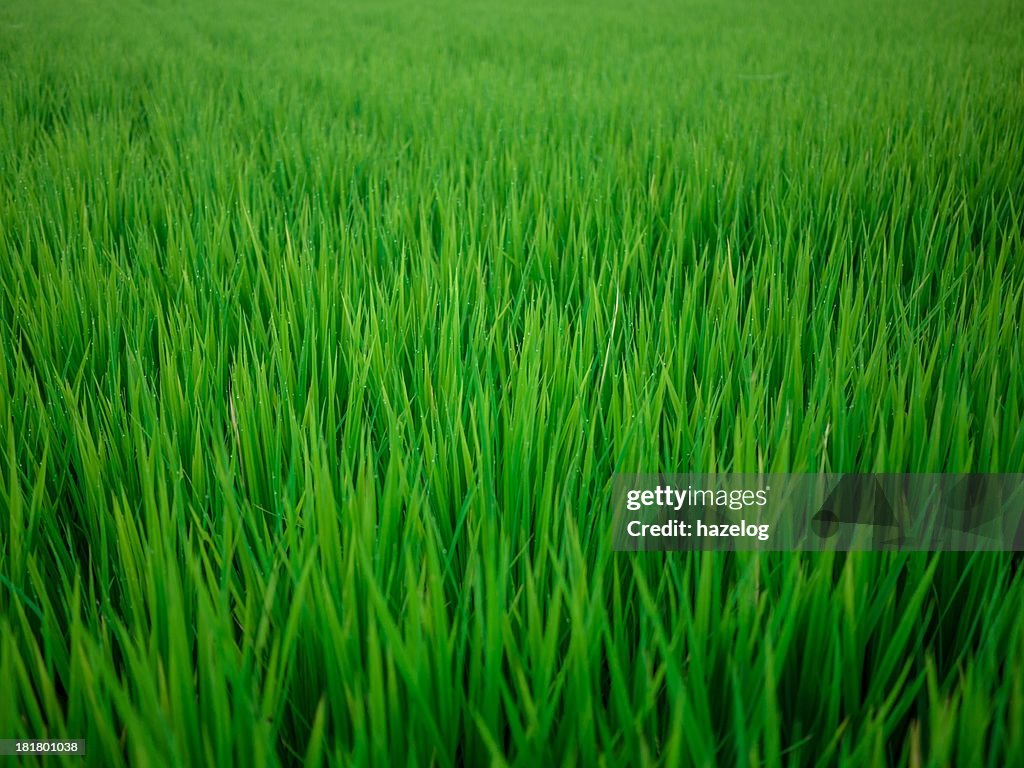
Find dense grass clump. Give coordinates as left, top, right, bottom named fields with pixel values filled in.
left=2, top=0, right=1024, bottom=764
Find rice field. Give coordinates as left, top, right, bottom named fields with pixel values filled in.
left=2, top=0, right=1024, bottom=764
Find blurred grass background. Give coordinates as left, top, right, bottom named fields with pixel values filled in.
left=2, top=0, right=1023, bottom=764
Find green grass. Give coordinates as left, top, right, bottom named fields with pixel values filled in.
left=2, top=0, right=1024, bottom=764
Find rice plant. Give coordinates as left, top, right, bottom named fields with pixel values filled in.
left=2, top=0, right=1023, bottom=764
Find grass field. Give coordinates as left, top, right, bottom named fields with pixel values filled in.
left=2, top=0, right=1024, bottom=765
